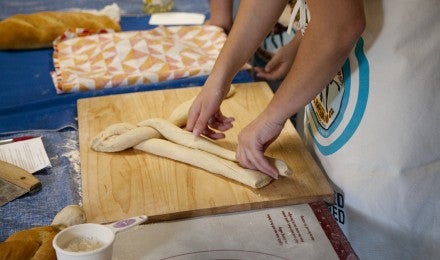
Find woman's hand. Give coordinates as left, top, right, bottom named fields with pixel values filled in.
left=186, top=83, right=234, bottom=140
left=236, top=113, right=285, bottom=179
left=254, top=34, right=301, bottom=81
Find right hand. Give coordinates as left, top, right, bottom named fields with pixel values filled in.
left=236, top=113, right=285, bottom=179
left=186, top=83, right=234, bottom=140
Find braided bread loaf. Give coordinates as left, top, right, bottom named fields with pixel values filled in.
left=0, top=11, right=121, bottom=50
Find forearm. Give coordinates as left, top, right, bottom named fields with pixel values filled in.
left=209, top=0, right=234, bottom=32
left=209, top=0, right=288, bottom=85
left=264, top=0, right=365, bottom=124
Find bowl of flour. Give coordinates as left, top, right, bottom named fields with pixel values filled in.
left=53, top=215, right=147, bottom=260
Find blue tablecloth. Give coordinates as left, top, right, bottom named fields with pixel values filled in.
left=0, top=7, right=253, bottom=134
left=0, top=130, right=82, bottom=242
left=0, top=0, right=254, bottom=242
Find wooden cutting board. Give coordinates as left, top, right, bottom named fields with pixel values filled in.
left=77, top=82, right=334, bottom=224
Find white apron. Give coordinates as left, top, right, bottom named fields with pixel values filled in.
left=303, top=0, right=440, bottom=259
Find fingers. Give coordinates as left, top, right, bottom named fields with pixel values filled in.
left=236, top=145, right=279, bottom=179
left=254, top=63, right=282, bottom=81
left=264, top=55, right=279, bottom=72
left=254, top=47, right=292, bottom=81
left=186, top=102, right=201, bottom=133
left=235, top=116, right=285, bottom=179
left=192, top=112, right=211, bottom=136
left=254, top=67, right=272, bottom=80
left=201, top=127, right=225, bottom=140
left=236, top=129, right=279, bottom=179
left=186, top=100, right=215, bottom=136
left=208, top=112, right=235, bottom=131
left=186, top=100, right=233, bottom=139
left=197, top=113, right=234, bottom=139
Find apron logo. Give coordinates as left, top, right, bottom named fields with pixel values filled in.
left=306, top=38, right=369, bottom=155
left=311, top=71, right=344, bottom=130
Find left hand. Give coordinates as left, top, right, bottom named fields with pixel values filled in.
left=254, top=35, right=300, bottom=81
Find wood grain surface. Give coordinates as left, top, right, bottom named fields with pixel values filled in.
left=77, top=82, right=334, bottom=224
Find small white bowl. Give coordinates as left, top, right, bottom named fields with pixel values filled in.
left=53, top=215, right=147, bottom=260
left=53, top=223, right=114, bottom=260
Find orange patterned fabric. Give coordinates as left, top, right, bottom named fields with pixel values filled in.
left=51, top=26, right=226, bottom=93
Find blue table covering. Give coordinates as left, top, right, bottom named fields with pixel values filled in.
left=0, top=12, right=253, bottom=134
left=0, top=130, right=82, bottom=242
left=0, top=0, right=255, bottom=242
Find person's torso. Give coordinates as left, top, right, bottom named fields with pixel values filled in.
left=303, top=1, right=440, bottom=258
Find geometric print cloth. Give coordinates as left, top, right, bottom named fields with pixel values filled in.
left=51, top=25, right=226, bottom=93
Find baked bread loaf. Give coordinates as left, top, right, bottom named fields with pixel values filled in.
left=0, top=225, right=61, bottom=260
left=0, top=204, right=86, bottom=260
left=0, top=11, right=121, bottom=50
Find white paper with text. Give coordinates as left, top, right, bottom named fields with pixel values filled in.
left=0, top=137, right=51, bottom=173
left=113, top=204, right=338, bottom=260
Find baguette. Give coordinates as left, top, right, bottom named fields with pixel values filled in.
left=0, top=11, right=121, bottom=50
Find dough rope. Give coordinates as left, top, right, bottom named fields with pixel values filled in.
left=135, top=138, right=272, bottom=188
left=139, top=118, right=237, bottom=161
left=91, top=123, right=161, bottom=152
left=139, top=118, right=292, bottom=177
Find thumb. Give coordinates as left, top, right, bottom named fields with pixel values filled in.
left=264, top=60, right=276, bottom=73
left=264, top=54, right=282, bottom=73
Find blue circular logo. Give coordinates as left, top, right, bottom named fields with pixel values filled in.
left=306, top=38, right=369, bottom=155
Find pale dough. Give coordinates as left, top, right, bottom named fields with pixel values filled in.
left=92, top=86, right=237, bottom=152
left=139, top=118, right=236, bottom=161
left=51, top=205, right=86, bottom=227
left=91, top=123, right=161, bottom=152
left=91, top=86, right=292, bottom=188
left=139, top=118, right=291, bottom=177
left=134, top=138, right=272, bottom=188
left=91, top=118, right=291, bottom=188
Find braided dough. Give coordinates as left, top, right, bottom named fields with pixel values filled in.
left=91, top=87, right=292, bottom=188
left=91, top=119, right=291, bottom=188
left=92, top=86, right=237, bottom=152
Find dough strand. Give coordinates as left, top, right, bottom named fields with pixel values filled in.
left=91, top=123, right=161, bottom=152
left=135, top=138, right=272, bottom=188
left=139, top=118, right=236, bottom=161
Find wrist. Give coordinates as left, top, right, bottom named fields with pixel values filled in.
left=259, top=106, right=289, bottom=130
left=204, top=72, right=232, bottom=99
left=208, top=62, right=236, bottom=85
